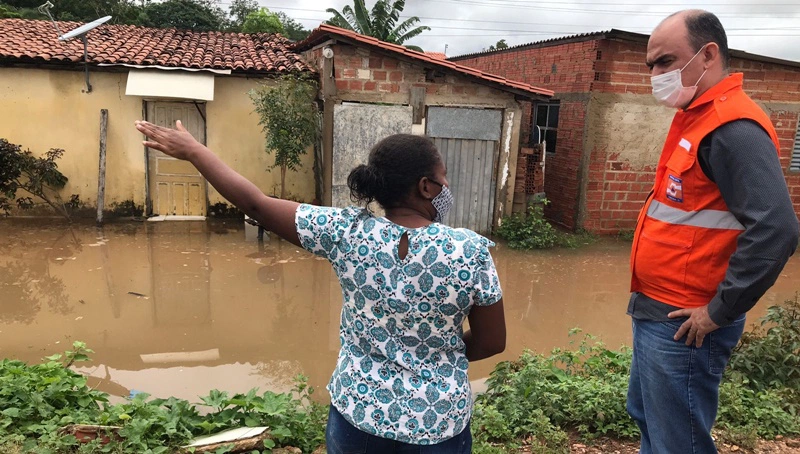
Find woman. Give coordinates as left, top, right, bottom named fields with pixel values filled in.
left=134, top=121, right=506, bottom=453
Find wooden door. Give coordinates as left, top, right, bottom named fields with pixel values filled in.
left=146, top=102, right=207, bottom=216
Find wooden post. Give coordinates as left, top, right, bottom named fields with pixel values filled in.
left=96, top=109, right=108, bottom=224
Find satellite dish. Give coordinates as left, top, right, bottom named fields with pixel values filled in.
left=59, top=15, right=112, bottom=41
left=37, top=3, right=111, bottom=93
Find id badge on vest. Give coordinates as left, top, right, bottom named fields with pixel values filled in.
left=664, top=138, right=694, bottom=205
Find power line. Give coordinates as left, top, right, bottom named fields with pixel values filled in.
left=217, top=1, right=800, bottom=17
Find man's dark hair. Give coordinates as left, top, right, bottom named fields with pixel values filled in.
left=684, top=11, right=730, bottom=69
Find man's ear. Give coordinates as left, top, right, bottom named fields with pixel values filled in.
left=703, top=42, right=720, bottom=68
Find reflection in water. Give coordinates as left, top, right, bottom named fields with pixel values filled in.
left=1, top=219, right=798, bottom=402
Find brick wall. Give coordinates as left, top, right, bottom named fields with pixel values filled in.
left=324, top=43, right=511, bottom=100
left=587, top=40, right=800, bottom=233
left=454, top=41, right=598, bottom=93
left=458, top=37, right=800, bottom=233
left=456, top=41, right=598, bottom=229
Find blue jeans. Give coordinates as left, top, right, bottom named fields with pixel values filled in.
left=626, top=316, right=745, bottom=454
left=325, top=405, right=472, bottom=454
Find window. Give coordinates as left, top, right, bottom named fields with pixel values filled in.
left=791, top=120, right=800, bottom=171
left=532, top=103, right=559, bottom=154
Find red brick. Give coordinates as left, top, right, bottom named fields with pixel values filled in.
left=383, top=59, right=398, bottom=69
left=369, top=57, right=383, bottom=69
left=349, top=80, right=363, bottom=90
left=335, top=80, right=348, bottom=91
left=389, top=71, right=404, bottom=82
left=373, top=70, right=387, bottom=81
left=364, top=81, right=377, bottom=91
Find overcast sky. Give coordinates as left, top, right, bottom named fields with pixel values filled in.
left=224, top=0, right=800, bottom=62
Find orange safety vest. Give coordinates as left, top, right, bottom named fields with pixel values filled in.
left=630, top=73, right=780, bottom=308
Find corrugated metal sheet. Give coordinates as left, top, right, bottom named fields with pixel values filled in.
left=434, top=138, right=498, bottom=233
left=791, top=123, right=800, bottom=171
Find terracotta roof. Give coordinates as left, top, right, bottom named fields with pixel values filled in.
left=295, top=24, right=553, bottom=99
left=0, top=18, right=312, bottom=73
left=424, top=51, right=447, bottom=59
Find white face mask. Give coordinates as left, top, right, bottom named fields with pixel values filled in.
left=429, top=180, right=454, bottom=223
left=651, top=46, right=708, bottom=109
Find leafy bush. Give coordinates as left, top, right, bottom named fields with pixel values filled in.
left=727, top=295, right=800, bottom=392
left=496, top=200, right=594, bottom=249
left=496, top=201, right=559, bottom=249
left=0, top=139, right=74, bottom=219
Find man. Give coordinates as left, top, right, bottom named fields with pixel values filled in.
left=627, top=9, right=799, bottom=454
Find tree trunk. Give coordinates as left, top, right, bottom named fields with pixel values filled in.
left=280, top=165, right=287, bottom=199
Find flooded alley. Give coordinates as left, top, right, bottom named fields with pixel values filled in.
left=2, top=219, right=798, bottom=403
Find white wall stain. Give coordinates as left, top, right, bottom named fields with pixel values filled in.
left=497, top=110, right=515, bottom=215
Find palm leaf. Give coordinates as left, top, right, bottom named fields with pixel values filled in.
left=325, top=8, right=354, bottom=31
left=405, top=44, right=424, bottom=52
left=390, top=17, right=430, bottom=44
left=352, top=0, right=373, bottom=36
left=394, top=26, right=430, bottom=44
left=370, top=0, right=391, bottom=40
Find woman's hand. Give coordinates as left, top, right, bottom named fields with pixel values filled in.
left=135, top=120, right=203, bottom=161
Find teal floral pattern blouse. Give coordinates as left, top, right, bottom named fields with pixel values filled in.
left=295, top=205, right=502, bottom=445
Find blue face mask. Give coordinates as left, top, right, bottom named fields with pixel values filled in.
left=429, top=180, right=454, bottom=223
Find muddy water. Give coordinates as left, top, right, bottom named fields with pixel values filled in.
left=1, top=219, right=798, bottom=403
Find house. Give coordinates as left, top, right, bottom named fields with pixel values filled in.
left=0, top=18, right=315, bottom=218
left=294, top=24, right=553, bottom=233
left=451, top=30, right=800, bottom=233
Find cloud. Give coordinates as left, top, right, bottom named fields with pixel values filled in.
left=255, top=0, right=800, bottom=61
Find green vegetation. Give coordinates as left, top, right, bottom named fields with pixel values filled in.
left=249, top=75, right=321, bottom=199
left=0, top=342, right=326, bottom=453
left=496, top=201, right=595, bottom=249
left=3, top=298, right=799, bottom=453
left=0, top=0, right=311, bottom=35
left=325, top=0, right=430, bottom=52
left=471, top=298, right=800, bottom=452
left=0, top=139, right=74, bottom=220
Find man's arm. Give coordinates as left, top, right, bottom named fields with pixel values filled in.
left=700, top=119, right=799, bottom=326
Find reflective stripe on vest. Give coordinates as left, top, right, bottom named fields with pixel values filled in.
left=646, top=200, right=744, bottom=231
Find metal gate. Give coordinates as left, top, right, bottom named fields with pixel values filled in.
left=426, top=107, right=502, bottom=233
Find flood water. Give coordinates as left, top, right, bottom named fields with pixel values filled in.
left=2, top=219, right=798, bottom=403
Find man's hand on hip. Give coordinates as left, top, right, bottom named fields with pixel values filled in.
left=668, top=305, right=720, bottom=347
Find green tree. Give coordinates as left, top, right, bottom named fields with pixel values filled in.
left=326, top=0, right=429, bottom=52
left=139, top=0, right=227, bottom=31
left=3, top=0, right=144, bottom=23
left=276, top=11, right=310, bottom=41
left=489, top=39, right=508, bottom=51
left=0, top=4, right=21, bottom=18
left=241, top=7, right=284, bottom=35
left=227, top=0, right=257, bottom=29
left=249, top=76, right=320, bottom=199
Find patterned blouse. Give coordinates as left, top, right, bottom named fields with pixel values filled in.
left=295, top=204, right=503, bottom=445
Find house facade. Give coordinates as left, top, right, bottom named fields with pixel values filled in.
left=452, top=30, right=800, bottom=233
left=295, top=24, right=553, bottom=233
left=0, top=18, right=316, bottom=218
